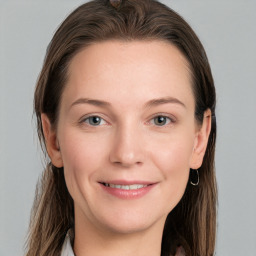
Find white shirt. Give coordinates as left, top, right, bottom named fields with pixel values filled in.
left=60, top=230, right=75, bottom=256
left=59, top=229, right=185, bottom=256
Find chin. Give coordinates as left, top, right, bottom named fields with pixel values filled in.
left=94, top=207, right=168, bottom=235
left=102, top=219, right=157, bottom=235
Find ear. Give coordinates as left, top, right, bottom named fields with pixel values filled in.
left=41, top=113, right=63, bottom=168
left=190, top=109, right=212, bottom=169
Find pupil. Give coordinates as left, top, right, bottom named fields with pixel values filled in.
left=90, top=116, right=101, bottom=125
left=155, top=116, right=166, bottom=125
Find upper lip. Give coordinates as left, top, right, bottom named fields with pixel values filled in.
left=99, top=180, right=156, bottom=185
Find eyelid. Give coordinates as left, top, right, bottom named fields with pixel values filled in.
left=79, top=114, right=109, bottom=126
left=147, top=113, right=177, bottom=126
left=78, top=112, right=176, bottom=127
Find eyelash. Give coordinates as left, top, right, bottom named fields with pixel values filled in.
left=80, top=114, right=175, bottom=127
left=81, top=115, right=108, bottom=126
left=148, top=115, right=174, bottom=126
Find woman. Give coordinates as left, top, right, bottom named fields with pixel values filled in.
left=25, top=0, right=217, bottom=255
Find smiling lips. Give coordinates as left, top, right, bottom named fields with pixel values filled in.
left=102, top=183, right=148, bottom=190
left=99, top=181, right=155, bottom=199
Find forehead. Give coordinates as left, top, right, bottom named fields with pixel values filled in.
left=63, top=40, right=194, bottom=110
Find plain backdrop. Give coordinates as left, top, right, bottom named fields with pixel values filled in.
left=0, top=0, right=255, bottom=255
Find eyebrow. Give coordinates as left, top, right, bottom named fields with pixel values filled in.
left=70, top=98, right=111, bottom=109
left=70, top=96, right=186, bottom=110
left=145, top=97, right=186, bottom=109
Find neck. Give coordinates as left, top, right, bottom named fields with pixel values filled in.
left=73, top=207, right=166, bottom=256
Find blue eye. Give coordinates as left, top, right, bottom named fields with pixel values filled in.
left=152, top=116, right=172, bottom=126
left=83, top=116, right=106, bottom=126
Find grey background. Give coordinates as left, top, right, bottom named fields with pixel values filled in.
left=0, top=0, right=255, bottom=255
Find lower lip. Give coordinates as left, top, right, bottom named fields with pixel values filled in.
left=99, top=183, right=155, bottom=199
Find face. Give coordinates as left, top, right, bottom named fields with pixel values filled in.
left=42, top=40, right=211, bottom=235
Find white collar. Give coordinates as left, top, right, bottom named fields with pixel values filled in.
left=60, top=229, right=75, bottom=256
left=60, top=229, right=185, bottom=256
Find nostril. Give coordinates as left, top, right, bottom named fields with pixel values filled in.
left=109, top=135, right=145, bottom=166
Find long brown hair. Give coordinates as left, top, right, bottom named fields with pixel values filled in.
left=25, top=1, right=217, bottom=255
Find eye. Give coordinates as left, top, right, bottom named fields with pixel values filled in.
left=150, top=115, right=172, bottom=126
left=83, top=116, right=107, bottom=126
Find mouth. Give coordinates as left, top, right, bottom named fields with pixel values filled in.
left=100, top=183, right=149, bottom=190
left=98, top=181, right=156, bottom=199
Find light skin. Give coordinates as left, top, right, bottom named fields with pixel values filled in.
left=42, top=40, right=211, bottom=256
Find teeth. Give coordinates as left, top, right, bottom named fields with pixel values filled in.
left=104, top=183, right=147, bottom=190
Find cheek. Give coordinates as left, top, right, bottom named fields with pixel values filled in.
left=60, top=126, right=109, bottom=166
left=151, top=131, right=195, bottom=172
left=150, top=132, right=195, bottom=196
left=59, top=129, right=109, bottom=196
left=151, top=137, right=194, bottom=211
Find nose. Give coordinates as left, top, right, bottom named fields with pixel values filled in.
left=109, top=123, right=144, bottom=168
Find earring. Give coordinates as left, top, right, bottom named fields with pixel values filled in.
left=190, top=169, right=199, bottom=186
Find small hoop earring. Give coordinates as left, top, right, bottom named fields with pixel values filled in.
left=190, top=169, right=199, bottom=186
